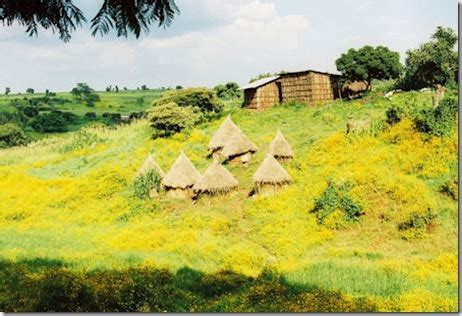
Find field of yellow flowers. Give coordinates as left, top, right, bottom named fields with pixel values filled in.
left=0, top=92, right=457, bottom=312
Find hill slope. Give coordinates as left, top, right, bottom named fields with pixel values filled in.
left=0, top=92, right=457, bottom=311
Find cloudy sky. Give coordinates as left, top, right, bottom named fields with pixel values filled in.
left=0, top=0, right=457, bottom=93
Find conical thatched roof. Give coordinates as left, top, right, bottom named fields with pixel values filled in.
left=162, top=151, right=201, bottom=189
left=193, top=161, right=238, bottom=194
left=269, top=129, right=293, bottom=159
left=208, top=116, right=257, bottom=157
left=253, top=154, right=292, bottom=185
left=137, top=154, right=165, bottom=177
left=208, top=116, right=240, bottom=151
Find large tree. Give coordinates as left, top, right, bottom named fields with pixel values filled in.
left=0, top=0, right=179, bottom=42
left=336, top=45, right=402, bottom=90
left=399, top=26, right=458, bottom=90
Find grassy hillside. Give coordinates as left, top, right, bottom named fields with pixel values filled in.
left=0, top=91, right=457, bottom=312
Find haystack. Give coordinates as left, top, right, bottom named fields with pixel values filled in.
left=137, top=154, right=165, bottom=178
left=207, top=116, right=257, bottom=164
left=268, top=129, right=293, bottom=162
left=162, top=151, right=201, bottom=199
left=193, top=161, right=238, bottom=196
left=253, top=154, right=292, bottom=195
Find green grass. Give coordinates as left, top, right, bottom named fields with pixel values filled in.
left=0, top=89, right=458, bottom=312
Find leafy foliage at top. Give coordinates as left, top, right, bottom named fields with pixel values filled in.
left=397, top=26, right=458, bottom=90
left=71, top=83, right=101, bottom=107
left=147, top=102, right=199, bottom=137
left=0, top=0, right=179, bottom=42
left=336, top=46, right=402, bottom=88
left=213, top=82, right=241, bottom=99
left=0, top=123, right=28, bottom=148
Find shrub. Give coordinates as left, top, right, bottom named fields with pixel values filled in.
left=102, top=113, right=122, bottom=125
left=311, top=180, right=364, bottom=224
left=441, top=177, right=458, bottom=200
left=397, top=208, right=436, bottom=239
left=414, top=96, right=457, bottom=136
left=213, top=82, right=241, bottom=99
left=0, top=123, right=29, bottom=148
left=51, top=110, right=79, bottom=124
left=30, top=112, right=68, bottom=133
left=152, top=88, right=222, bottom=122
left=148, top=102, right=199, bottom=137
left=85, top=112, right=97, bottom=120
left=134, top=170, right=162, bottom=199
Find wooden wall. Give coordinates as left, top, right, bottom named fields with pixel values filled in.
left=243, top=71, right=340, bottom=109
left=244, top=81, right=279, bottom=109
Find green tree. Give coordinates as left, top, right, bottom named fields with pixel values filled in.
left=71, top=83, right=100, bottom=107
left=0, top=123, right=28, bottom=148
left=398, top=26, right=458, bottom=90
left=336, top=45, right=402, bottom=90
left=5, top=87, right=10, bottom=95
left=214, top=82, right=241, bottom=99
left=0, top=0, right=179, bottom=42
left=148, top=102, right=199, bottom=137
left=26, top=88, right=34, bottom=94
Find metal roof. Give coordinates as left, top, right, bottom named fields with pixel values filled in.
left=240, top=75, right=280, bottom=90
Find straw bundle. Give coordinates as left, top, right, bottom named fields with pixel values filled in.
left=162, top=151, right=201, bottom=189
left=193, top=161, right=238, bottom=195
left=253, top=154, right=292, bottom=186
left=136, top=154, right=165, bottom=178
left=268, top=129, right=293, bottom=161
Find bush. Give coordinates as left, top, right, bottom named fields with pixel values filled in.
left=0, top=123, right=29, bottom=148
left=152, top=88, right=222, bottom=122
left=148, top=102, right=199, bottom=138
left=214, top=82, right=241, bottom=99
left=311, top=180, right=364, bottom=225
left=30, top=112, right=68, bottom=133
left=397, top=208, right=436, bottom=239
left=51, top=110, right=79, bottom=124
left=414, top=96, right=457, bottom=136
left=102, top=113, right=122, bottom=125
left=134, top=170, right=162, bottom=199
left=85, top=112, right=97, bottom=120
left=441, top=177, right=458, bottom=200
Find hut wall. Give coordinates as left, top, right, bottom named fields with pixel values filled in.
left=229, top=152, right=252, bottom=164
left=244, top=82, right=279, bottom=109
left=279, top=72, right=340, bottom=105
left=166, top=188, right=192, bottom=199
left=256, top=183, right=289, bottom=196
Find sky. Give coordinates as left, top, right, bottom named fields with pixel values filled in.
left=0, top=0, right=458, bottom=93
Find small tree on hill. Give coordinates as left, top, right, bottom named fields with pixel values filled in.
left=71, top=82, right=100, bottom=107
left=5, top=87, right=10, bottom=95
left=398, top=26, right=458, bottom=90
left=26, top=88, right=34, bottom=94
left=336, top=45, right=402, bottom=90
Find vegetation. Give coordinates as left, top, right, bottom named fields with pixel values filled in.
left=0, top=0, right=179, bottom=42
left=0, top=123, right=28, bottom=148
left=134, top=169, right=162, bottom=199
left=214, top=82, right=241, bottom=99
left=71, top=83, right=101, bottom=107
left=398, top=27, right=458, bottom=90
left=0, top=89, right=457, bottom=312
left=148, top=102, right=199, bottom=137
left=336, top=45, right=402, bottom=89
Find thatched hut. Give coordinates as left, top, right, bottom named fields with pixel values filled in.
left=207, top=116, right=257, bottom=164
left=136, top=154, right=165, bottom=198
left=162, top=151, right=201, bottom=199
left=268, top=129, right=293, bottom=162
left=341, top=81, right=368, bottom=98
left=242, top=70, right=341, bottom=109
left=137, top=154, right=165, bottom=177
left=253, top=154, right=292, bottom=196
left=193, top=161, right=238, bottom=197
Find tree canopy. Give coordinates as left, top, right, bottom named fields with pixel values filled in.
left=398, top=26, right=458, bottom=90
left=335, top=46, right=402, bottom=89
left=0, top=0, right=179, bottom=42
left=71, top=83, right=100, bottom=107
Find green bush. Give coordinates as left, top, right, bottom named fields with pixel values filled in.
left=414, top=95, right=457, bottom=136
left=213, top=82, right=241, bottom=99
left=85, top=112, right=97, bottom=120
left=0, top=123, right=29, bottom=148
left=311, top=180, right=364, bottom=224
left=148, top=102, right=199, bottom=138
left=134, top=170, right=162, bottom=199
left=30, top=112, right=68, bottom=133
left=153, top=88, right=222, bottom=122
